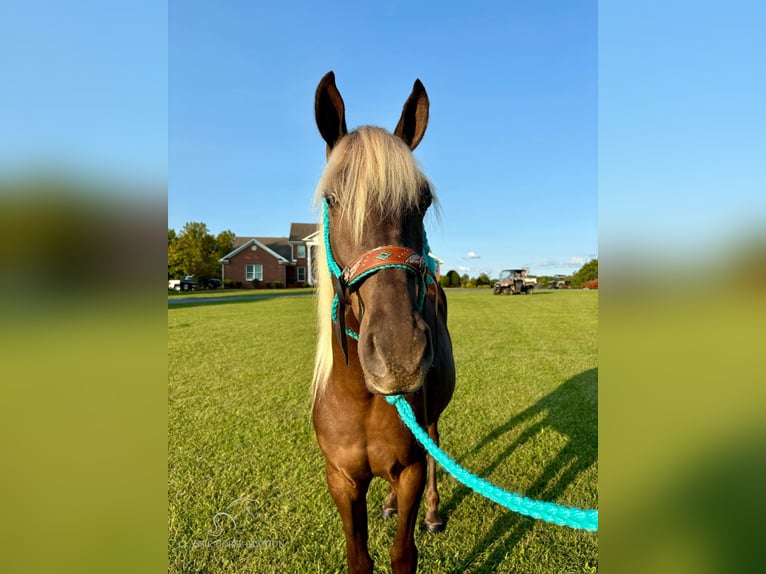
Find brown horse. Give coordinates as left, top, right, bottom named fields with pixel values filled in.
left=311, top=71, right=456, bottom=574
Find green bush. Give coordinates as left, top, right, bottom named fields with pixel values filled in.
left=273, top=281, right=284, bottom=289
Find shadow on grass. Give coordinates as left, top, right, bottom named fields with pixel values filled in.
left=168, top=292, right=313, bottom=309
left=442, top=368, right=598, bottom=572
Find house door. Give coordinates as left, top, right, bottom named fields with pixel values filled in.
left=285, top=266, right=297, bottom=287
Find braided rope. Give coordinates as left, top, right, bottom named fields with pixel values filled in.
left=323, top=202, right=343, bottom=278
left=323, top=203, right=596, bottom=531
left=385, top=395, right=598, bottom=532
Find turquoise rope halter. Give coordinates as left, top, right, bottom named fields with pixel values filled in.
left=323, top=201, right=435, bottom=342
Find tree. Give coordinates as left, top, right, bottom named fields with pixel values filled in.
left=214, top=230, right=235, bottom=261
left=168, top=228, right=183, bottom=279
left=571, top=259, right=598, bottom=288
left=445, top=269, right=461, bottom=287
left=476, top=273, right=491, bottom=287
left=168, top=222, right=234, bottom=280
left=460, top=273, right=469, bottom=287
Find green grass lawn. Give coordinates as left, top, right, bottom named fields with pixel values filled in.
left=168, top=289, right=598, bottom=573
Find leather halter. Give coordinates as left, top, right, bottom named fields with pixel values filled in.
left=341, top=246, right=427, bottom=289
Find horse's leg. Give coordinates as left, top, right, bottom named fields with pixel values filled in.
left=390, top=460, right=426, bottom=574
left=325, top=462, right=373, bottom=574
left=382, top=484, right=397, bottom=519
left=424, top=422, right=445, bottom=532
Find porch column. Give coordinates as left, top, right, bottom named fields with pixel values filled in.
left=307, top=243, right=313, bottom=285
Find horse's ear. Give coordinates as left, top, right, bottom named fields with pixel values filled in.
left=394, top=79, right=429, bottom=150
left=315, top=71, right=348, bottom=155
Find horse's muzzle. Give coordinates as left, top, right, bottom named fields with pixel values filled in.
left=358, top=312, right=433, bottom=396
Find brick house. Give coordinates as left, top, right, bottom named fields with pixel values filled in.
left=219, top=223, right=319, bottom=288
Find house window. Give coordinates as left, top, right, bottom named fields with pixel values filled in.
left=297, top=245, right=306, bottom=258
left=297, top=267, right=306, bottom=282
left=246, top=264, right=263, bottom=281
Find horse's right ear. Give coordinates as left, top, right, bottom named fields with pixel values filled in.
left=394, top=79, right=429, bottom=150
left=315, top=71, right=348, bottom=156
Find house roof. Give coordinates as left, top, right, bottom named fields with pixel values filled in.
left=220, top=223, right=319, bottom=264
left=219, top=236, right=294, bottom=264
left=255, top=237, right=293, bottom=261
left=289, top=223, right=317, bottom=242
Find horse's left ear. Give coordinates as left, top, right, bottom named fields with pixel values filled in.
left=394, top=79, right=429, bottom=150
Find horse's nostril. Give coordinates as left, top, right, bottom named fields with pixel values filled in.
left=360, top=333, right=388, bottom=379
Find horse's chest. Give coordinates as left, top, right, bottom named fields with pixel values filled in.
left=314, top=398, right=422, bottom=482
left=365, top=432, right=421, bottom=481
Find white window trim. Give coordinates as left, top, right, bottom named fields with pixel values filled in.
left=246, top=264, right=263, bottom=281
left=297, top=267, right=306, bottom=282
left=297, top=245, right=306, bottom=258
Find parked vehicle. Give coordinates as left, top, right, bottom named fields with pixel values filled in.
left=546, top=274, right=570, bottom=289
left=168, top=275, right=221, bottom=291
left=493, top=269, right=536, bottom=295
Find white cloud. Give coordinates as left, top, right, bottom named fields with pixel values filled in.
left=537, top=259, right=559, bottom=268
left=563, top=256, right=587, bottom=267
left=464, top=251, right=480, bottom=259
left=537, top=257, right=589, bottom=269
left=457, top=265, right=471, bottom=272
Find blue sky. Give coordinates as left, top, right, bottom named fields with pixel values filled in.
left=599, top=1, right=765, bottom=262
left=4, top=1, right=758, bottom=279
left=1, top=0, right=167, bottom=182
left=169, top=1, right=597, bottom=277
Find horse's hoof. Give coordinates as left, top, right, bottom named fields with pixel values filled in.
left=425, top=521, right=445, bottom=533
left=382, top=507, right=397, bottom=520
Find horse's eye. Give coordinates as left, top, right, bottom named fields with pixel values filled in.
left=325, top=193, right=339, bottom=208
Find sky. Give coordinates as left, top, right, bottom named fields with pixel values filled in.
left=599, top=1, right=765, bottom=263
left=168, top=1, right=597, bottom=278
left=2, top=1, right=760, bottom=278
left=1, top=0, right=168, bottom=182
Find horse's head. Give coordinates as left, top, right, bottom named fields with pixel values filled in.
left=313, top=71, right=435, bottom=396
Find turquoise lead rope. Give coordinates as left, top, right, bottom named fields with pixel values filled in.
left=322, top=202, right=596, bottom=531
left=385, top=395, right=598, bottom=531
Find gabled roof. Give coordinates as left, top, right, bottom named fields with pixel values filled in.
left=289, top=223, right=317, bottom=242
left=219, top=236, right=294, bottom=264
left=303, top=229, right=321, bottom=244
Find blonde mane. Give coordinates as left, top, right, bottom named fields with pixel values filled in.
left=311, top=126, right=438, bottom=404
